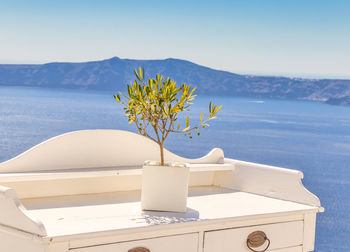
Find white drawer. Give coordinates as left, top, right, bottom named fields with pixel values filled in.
left=71, top=233, right=198, bottom=252
left=204, top=221, right=303, bottom=252
left=273, top=246, right=302, bottom=252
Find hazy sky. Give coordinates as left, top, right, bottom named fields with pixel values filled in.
left=0, top=0, right=349, bottom=78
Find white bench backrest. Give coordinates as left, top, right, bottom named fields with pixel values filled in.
left=0, top=130, right=224, bottom=173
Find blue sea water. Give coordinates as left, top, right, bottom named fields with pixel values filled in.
left=0, top=86, right=349, bottom=251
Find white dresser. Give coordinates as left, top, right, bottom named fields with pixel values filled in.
left=0, top=130, right=323, bottom=252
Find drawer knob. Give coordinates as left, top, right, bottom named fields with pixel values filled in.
left=246, top=231, right=270, bottom=252
left=128, top=247, right=150, bottom=252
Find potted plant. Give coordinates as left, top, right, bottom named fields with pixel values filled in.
left=114, top=67, right=221, bottom=212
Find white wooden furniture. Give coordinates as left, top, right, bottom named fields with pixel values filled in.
left=0, top=130, right=323, bottom=252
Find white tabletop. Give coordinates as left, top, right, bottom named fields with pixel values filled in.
left=22, top=186, right=318, bottom=238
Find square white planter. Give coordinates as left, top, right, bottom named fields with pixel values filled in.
left=141, top=163, right=190, bottom=213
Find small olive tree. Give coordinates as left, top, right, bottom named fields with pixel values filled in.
left=114, top=67, right=221, bottom=165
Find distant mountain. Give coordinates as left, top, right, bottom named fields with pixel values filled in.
left=1, top=56, right=350, bottom=105
left=326, top=95, right=350, bottom=106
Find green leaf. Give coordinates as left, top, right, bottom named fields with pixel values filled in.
left=134, top=69, right=141, bottom=81
left=139, top=67, right=143, bottom=80
left=113, top=94, right=120, bottom=102
left=186, top=115, right=189, bottom=128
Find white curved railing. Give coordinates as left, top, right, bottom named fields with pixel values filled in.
left=217, top=158, right=322, bottom=208
left=0, top=185, right=46, bottom=236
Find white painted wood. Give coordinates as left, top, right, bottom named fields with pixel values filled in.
left=0, top=171, right=218, bottom=199
left=141, top=164, right=190, bottom=212
left=0, top=223, right=43, bottom=243
left=0, top=228, right=46, bottom=252
left=47, top=242, right=69, bottom=252
left=0, top=185, right=46, bottom=236
left=19, top=186, right=317, bottom=238
left=303, top=213, right=316, bottom=252
left=198, top=231, right=204, bottom=252
left=0, top=163, right=234, bottom=183
left=66, top=214, right=304, bottom=248
left=0, top=175, right=142, bottom=199
left=216, top=158, right=322, bottom=207
left=0, top=130, right=321, bottom=210
left=0, top=164, right=233, bottom=199
left=271, top=246, right=303, bottom=252
left=70, top=233, right=198, bottom=252
left=0, top=130, right=224, bottom=173
left=0, top=216, right=304, bottom=252
left=204, top=221, right=303, bottom=252
left=0, top=130, right=322, bottom=252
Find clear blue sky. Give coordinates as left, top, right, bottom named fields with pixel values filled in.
left=0, top=0, right=349, bottom=78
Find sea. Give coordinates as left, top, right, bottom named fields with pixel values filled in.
left=0, top=86, right=349, bottom=251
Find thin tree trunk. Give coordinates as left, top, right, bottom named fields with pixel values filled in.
left=159, top=143, right=164, bottom=166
